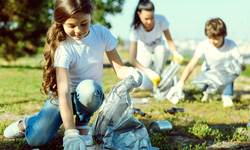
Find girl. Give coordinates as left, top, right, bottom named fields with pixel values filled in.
left=129, top=0, right=184, bottom=91
left=4, top=0, right=142, bottom=149
left=166, top=18, right=246, bottom=107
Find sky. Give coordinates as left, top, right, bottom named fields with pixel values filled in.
left=106, top=0, right=250, bottom=41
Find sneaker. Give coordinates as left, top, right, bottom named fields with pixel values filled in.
left=201, top=94, right=213, bottom=102
left=4, top=119, right=25, bottom=138
left=222, top=96, right=234, bottom=107
left=81, top=134, right=93, bottom=146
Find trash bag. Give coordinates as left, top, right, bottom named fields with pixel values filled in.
left=191, top=60, right=242, bottom=94
left=153, top=61, right=180, bottom=100
left=89, top=75, right=158, bottom=150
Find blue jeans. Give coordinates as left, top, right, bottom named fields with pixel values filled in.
left=196, top=82, right=234, bottom=97
left=25, top=79, right=104, bottom=146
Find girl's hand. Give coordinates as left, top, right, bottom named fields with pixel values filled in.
left=63, top=129, right=87, bottom=150
left=126, top=67, right=142, bottom=87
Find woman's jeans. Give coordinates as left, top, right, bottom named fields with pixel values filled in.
left=196, top=82, right=234, bottom=98
left=25, top=79, right=104, bottom=146
left=137, top=44, right=169, bottom=91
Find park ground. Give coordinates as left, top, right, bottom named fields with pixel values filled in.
left=0, top=51, right=250, bottom=150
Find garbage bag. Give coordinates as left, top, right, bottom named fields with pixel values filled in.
left=191, top=60, right=242, bottom=94
left=89, top=75, right=158, bottom=150
left=153, top=61, right=180, bottom=100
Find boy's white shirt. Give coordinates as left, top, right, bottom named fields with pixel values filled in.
left=54, top=25, right=118, bottom=92
left=129, top=14, right=169, bottom=56
left=194, top=38, right=244, bottom=71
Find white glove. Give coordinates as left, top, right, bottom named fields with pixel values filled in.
left=173, top=51, right=184, bottom=65
left=63, top=129, right=87, bottom=150
left=126, top=67, right=143, bottom=87
left=166, top=81, right=184, bottom=100
left=145, top=68, right=161, bottom=87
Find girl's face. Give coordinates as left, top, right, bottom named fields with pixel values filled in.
left=208, top=36, right=224, bottom=48
left=137, top=10, right=154, bottom=31
left=63, top=12, right=91, bottom=40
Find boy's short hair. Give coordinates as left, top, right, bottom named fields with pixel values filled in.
left=205, top=18, right=227, bottom=37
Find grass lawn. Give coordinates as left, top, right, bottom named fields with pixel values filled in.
left=0, top=51, right=250, bottom=150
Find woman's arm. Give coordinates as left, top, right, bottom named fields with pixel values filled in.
left=129, top=41, right=147, bottom=72
left=163, top=29, right=177, bottom=54
left=56, top=67, right=75, bottom=130
left=179, top=55, right=200, bottom=83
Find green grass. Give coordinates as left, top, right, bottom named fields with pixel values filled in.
left=0, top=51, right=250, bottom=149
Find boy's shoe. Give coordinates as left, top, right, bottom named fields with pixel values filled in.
left=4, top=119, right=25, bottom=138
left=201, top=94, right=213, bottom=102
left=222, top=96, right=234, bottom=107
left=81, top=134, right=93, bottom=146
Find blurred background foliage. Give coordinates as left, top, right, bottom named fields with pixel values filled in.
left=0, top=0, right=124, bottom=62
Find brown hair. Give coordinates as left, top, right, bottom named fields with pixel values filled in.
left=205, top=18, right=227, bottom=37
left=41, top=0, right=94, bottom=99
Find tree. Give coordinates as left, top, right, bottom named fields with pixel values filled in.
left=91, top=0, right=125, bottom=29
left=0, top=0, right=125, bottom=62
left=0, top=0, right=54, bottom=61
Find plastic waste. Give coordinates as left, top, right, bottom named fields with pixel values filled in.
left=191, top=60, right=241, bottom=94
left=131, top=97, right=150, bottom=104
left=133, top=107, right=146, bottom=116
left=90, top=76, right=158, bottom=150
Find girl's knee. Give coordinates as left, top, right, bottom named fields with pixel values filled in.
left=26, top=134, right=48, bottom=147
left=75, top=80, right=104, bottom=110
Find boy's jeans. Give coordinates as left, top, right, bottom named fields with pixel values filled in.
left=25, top=79, right=104, bottom=146
left=196, top=82, right=234, bottom=98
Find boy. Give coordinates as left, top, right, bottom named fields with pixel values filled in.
left=166, top=18, right=246, bottom=107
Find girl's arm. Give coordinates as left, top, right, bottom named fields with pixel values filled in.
left=129, top=41, right=147, bottom=72
left=56, top=67, right=75, bottom=130
left=179, top=55, right=200, bottom=83
left=106, top=48, right=129, bottom=79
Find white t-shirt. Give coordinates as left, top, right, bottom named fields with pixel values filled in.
left=54, top=25, right=118, bottom=92
left=129, top=14, right=169, bottom=54
left=194, top=38, right=244, bottom=70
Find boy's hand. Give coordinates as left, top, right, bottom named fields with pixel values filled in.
left=126, top=67, right=142, bottom=87
left=166, top=81, right=184, bottom=100
left=63, top=129, right=87, bottom=150
left=145, top=68, right=161, bottom=87
left=173, top=51, right=184, bottom=65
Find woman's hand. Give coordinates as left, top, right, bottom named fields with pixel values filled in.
left=145, top=68, right=161, bottom=87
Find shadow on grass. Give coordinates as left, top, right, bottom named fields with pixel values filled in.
left=0, top=65, right=42, bottom=70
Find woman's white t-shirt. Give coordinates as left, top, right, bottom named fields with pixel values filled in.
left=129, top=14, right=169, bottom=55
left=54, top=25, right=118, bottom=92
left=194, top=38, right=244, bottom=71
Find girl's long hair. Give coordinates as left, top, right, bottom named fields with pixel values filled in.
left=41, top=0, right=94, bottom=99
left=131, top=0, right=154, bottom=30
